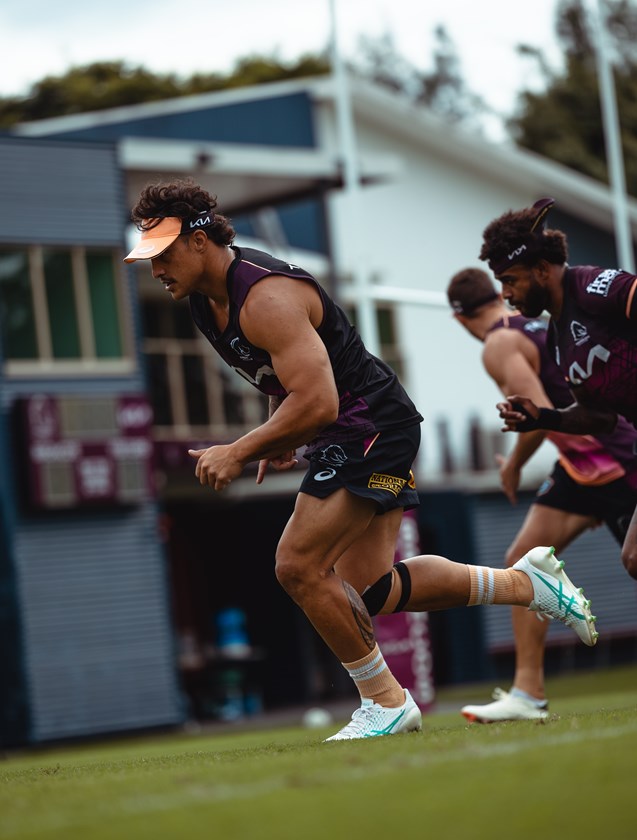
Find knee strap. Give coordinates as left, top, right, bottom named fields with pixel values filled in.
left=362, top=570, right=392, bottom=616
left=392, top=561, right=412, bottom=613
left=361, top=561, right=412, bottom=616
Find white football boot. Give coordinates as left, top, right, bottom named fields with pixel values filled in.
left=461, top=687, right=549, bottom=723
left=324, top=689, right=422, bottom=741
left=513, top=546, right=598, bottom=646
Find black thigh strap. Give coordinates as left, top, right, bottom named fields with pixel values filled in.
left=392, top=561, right=412, bottom=613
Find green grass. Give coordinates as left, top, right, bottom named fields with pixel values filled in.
left=2, top=664, right=637, bottom=840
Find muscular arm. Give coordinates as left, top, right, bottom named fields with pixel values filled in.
left=483, top=331, right=549, bottom=456
left=189, top=276, right=339, bottom=489
left=483, top=329, right=550, bottom=502
left=255, top=395, right=298, bottom=484
left=232, top=276, right=339, bottom=463
left=559, top=389, right=619, bottom=434
left=189, top=277, right=339, bottom=490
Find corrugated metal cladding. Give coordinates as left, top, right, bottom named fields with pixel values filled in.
left=0, top=137, right=125, bottom=247
left=472, top=493, right=637, bottom=651
left=39, top=92, right=317, bottom=148
left=1, top=377, right=147, bottom=413
left=14, top=505, right=183, bottom=741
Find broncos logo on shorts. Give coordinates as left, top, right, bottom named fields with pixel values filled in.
left=318, top=444, right=348, bottom=467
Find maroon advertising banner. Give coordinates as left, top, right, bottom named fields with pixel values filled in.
left=19, top=394, right=155, bottom=509
left=373, top=509, right=436, bottom=711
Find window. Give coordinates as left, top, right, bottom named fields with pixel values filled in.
left=345, top=303, right=405, bottom=381
left=141, top=298, right=267, bottom=439
left=43, top=249, right=81, bottom=359
left=0, top=246, right=132, bottom=374
left=0, top=250, right=37, bottom=359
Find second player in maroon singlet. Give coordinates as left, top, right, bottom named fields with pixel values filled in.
left=547, top=265, right=637, bottom=427
left=480, top=196, right=637, bottom=586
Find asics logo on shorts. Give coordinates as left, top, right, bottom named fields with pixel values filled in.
left=314, top=468, right=337, bottom=481
left=537, top=477, right=554, bottom=496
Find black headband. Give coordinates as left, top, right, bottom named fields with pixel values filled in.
left=449, top=291, right=498, bottom=316
left=180, top=209, right=215, bottom=233
left=488, top=197, right=555, bottom=275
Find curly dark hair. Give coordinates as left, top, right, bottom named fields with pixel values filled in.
left=130, top=178, right=235, bottom=246
left=479, top=206, right=568, bottom=269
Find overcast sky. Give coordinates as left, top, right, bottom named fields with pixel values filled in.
left=0, top=0, right=564, bottom=137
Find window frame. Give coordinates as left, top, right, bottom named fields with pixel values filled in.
left=1, top=244, right=135, bottom=377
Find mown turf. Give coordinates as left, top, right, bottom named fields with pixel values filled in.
left=2, top=665, right=636, bottom=840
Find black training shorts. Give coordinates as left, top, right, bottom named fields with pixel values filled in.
left=299, top=424, right=421, bottom=513
left=534, top=461, right=637, bottom=545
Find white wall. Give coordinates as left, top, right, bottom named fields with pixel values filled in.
left=319, top=101, right=557, bottom=486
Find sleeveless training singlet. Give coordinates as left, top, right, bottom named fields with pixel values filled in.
left=547, top=265, right=637, bottom=426
left=189, top=246, right=423, bottom=452
left=489, top=313, right=637, bottom=487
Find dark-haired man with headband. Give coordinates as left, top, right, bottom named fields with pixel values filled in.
left=482, top=198, right=637, bottom=433
left=480, top=197, right=637, bottom=581
left=447, top=267, right=637, bottom=722
left=125, top=181, right=598, bottom=741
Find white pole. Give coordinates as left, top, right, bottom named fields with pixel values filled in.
left=341, top=285, right=449, bottom=308
left=328, top=0, right=381, bottom=356
left=589, top=0, right=635, bottom=271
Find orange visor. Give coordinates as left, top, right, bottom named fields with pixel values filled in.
left=124, top=217, right=182, bottom=263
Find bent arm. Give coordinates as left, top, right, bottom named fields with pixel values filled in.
left=497, top=395, right=618, bottom=435
left=560, top=389, right=619, bottom=434
left=483, top=330, right=549, bottom=497
left=483, top=331, right=550, bottom=465
left=229, top=277, right=339, bottom=466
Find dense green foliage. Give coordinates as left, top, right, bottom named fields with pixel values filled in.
left=0, top=54, right=330, bottom=128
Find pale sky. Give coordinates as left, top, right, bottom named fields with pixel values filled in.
left=0, top=0, right=564, bottom=138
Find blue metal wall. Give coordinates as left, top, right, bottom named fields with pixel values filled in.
left=0, top=137, right=125, bottom=247
left=30, top=92, right=317, bottom=147
left=16, top=90, right=330, bottom=255
left=0, top=137, right=183, bottom=745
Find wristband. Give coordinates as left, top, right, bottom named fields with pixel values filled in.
left=510, top=402, right=562, bottom=432
left=537, top=408, right=562, bottom=432
left=536, top=407, right=563, bottom=430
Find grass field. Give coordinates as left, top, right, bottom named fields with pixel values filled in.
left=2, top=664, right=637, bottom=840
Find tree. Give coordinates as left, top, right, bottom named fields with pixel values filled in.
left=0, top=54, right=330, bottom=129
left=354, top=26, right=489, bottom=129
left=509, top=0, right=637, bottom=194
left=0, top=28, right=489, bottom=134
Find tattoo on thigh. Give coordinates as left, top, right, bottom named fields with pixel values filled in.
left=342, top=579, right=375, bottom=650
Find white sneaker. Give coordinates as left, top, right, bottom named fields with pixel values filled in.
left=512, top=546, right=598, bottom=646
left=324, top=689, right=422, bottom=741
left=461, top=687, right=549, bottom=723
